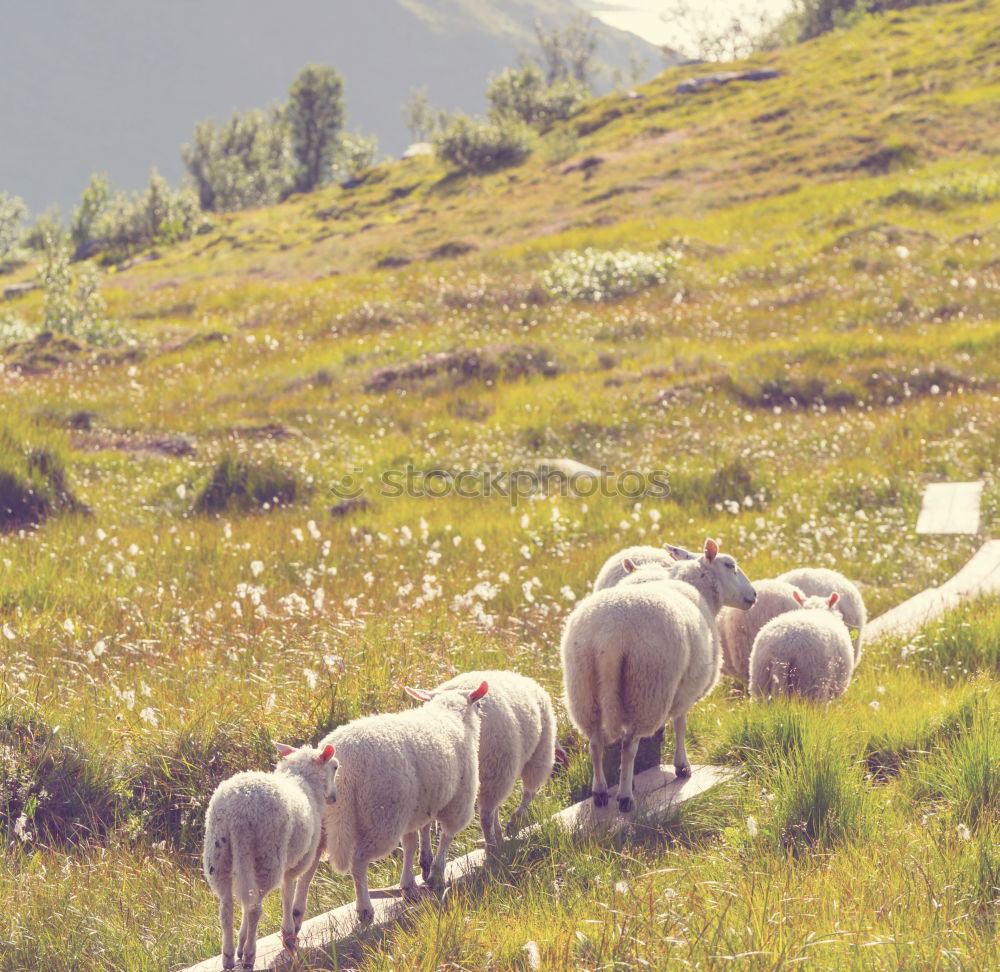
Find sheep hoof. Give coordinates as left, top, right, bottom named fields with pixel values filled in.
left=675, top=763, right=691, bottom=779
left=419, top=854, right=433, bottom=882
left=401, top=883, right=422, bottom=902
left=592, top=791, right=609, bottom=807
left=617, top=794, right=635, bottom=813
left=357, top=905, right=374, bottom=925
left=222, top=955, right=236, bottom=971
left=282, top=934, right=297, bottom=951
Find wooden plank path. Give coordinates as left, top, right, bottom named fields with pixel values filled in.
left=178, top=764, right=731, bottom=972
left=915, top=481, right=983, bottom=535
left=861, top=539, right=1000, bottom=645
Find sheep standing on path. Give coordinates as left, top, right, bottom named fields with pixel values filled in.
left=308, top=683, right=487, bottom=923
left=777, top=566, right=866, bottom=660
left=203, top=742, right=338, bottom=971
left=717, top=579, right=804, bottom=683
left=407, top=670, right=565, bottom=871
left=749, top=591, right=855, bottom=701
left=562, top=539, right=756, bottom=812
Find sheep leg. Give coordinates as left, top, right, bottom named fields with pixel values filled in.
left=672, top=713, right=691, bottom=778
left=589, top=735, right=609, bottom=806
left=290, top=840, right=323, bottom=934
left=218, top=892, right=236, bottom=970
left=428, top=826, right=456, bottom=891
left=279, top=872, right=298, bottom=952
left=617, top=734, right=640, bottom=813
left=351, top=850, right=374, bottom=924
left=418, top=823, right=434, bottom=882
left=505, top=787, right=537, bottom=836
left=480, top=803, right=501, bottom=852
left=238, top=899, right=262, bottom=970
left=399, top=831, right=421, bottom=900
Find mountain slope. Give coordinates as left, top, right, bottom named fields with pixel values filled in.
left=0, top=0, right=663, bottom=214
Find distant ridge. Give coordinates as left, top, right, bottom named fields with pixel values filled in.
left=0, top=0, right=666, bottom=213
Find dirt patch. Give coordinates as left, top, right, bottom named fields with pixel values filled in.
left=364, top=343, right=559, bottom=394
left=71, top=431, right=196, bottom=458
left=2, top=332, right=89, bottom=374
left=161, top=330, right=227, bottom=353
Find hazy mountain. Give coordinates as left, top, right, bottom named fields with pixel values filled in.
left=0, top=0, right=667, bottom=215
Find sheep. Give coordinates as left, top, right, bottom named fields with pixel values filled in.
left=777, top=566, right=866, bottom=662
left=749, top=591, right=855, bottom=702
left=203, top=742, right=338, bottom=971
left=593, top=544, right=676, bottom=592
left=561, top=538, right=756, bottom=813
left=717, top=579, right=804, bottom=683
left=406, top=670, right=566, bottom=871
left=307, top=682, right=487, bottom=923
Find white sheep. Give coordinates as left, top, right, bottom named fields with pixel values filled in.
left=717, top=578, right=804, bottom=683
left=307, top=682, right=487, bottom=922
left=203, top=742, right=338, bottom=971
left=562, top=538, right=756, bottom=812
left=749, top=591, right=855, bottom=702
left=406, top=670, right=566, bottom=870
left=593, top=544, right=676, bottom=591
left=777, top=566, right=866, bottom=661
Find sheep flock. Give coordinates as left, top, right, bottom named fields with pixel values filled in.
left=203, top=538, right=866, bottom=968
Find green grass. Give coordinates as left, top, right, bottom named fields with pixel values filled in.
left=1, top=0, right=1000, bottom=967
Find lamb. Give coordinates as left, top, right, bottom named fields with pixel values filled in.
left=593, top=544, right=676, bottom=591
left=307, top=682, right=487, bottom=923
left=777, top=566, right=866, bottom=661
left=203, top=742, right=338, bottom=971
left=406, top=670, right=566, bottom=869
left=717, top=578, right=804, bottom=683
left=561, top=538, right=756, bottom=813
left=749, top=591, right=855, bottom=702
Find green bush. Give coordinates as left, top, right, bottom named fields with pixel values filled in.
left=433, top=113, right=535, bottom=174
left=0, top=192, right=29, bottom=261
left=541, top=247, right=680, bottom=302
left=0, top=421, right=83, bottom=531
left=487, top=65, right=585, bottom=129
left=194, top=454, right=303, bottom=514
left=330, top=130, right=379, bottom=184
left=182, top=108, right=295, bottom=212
left=0, top=701, right=119, bottom=846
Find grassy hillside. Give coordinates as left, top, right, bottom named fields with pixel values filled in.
left=1, top=1, right=999, bottom=969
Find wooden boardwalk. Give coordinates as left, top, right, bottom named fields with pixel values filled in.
left=915, top=481, right=983, bottom=535
left=179, top=764, right=731, bottom=972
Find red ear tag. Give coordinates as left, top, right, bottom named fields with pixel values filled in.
left=828, top=592, right=840, bottom=608
left=793, top=590, right=805, bottom=606
left=469, top=681, right=488, bottom=702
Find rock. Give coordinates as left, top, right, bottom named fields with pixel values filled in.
left=675, top=69, right=780, bottom=94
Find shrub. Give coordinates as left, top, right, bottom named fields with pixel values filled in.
left=541, top=247, right=680, bottom=302
left=182, top=108, right=295, bottom=212
left=0, top=192, right=29, bottom=261
left=194, top=454, right=302, bottom=513
left=0, top=701, right=119, bottom=846
left=434, top=113, right=535, bottom=174
left=0, top=420, right=83, bottom=531
left=330, top=130, right=379, bottom=185
left=882, top=171, right=1000, bottom=210
left=487, top=65, right=585, bottom=129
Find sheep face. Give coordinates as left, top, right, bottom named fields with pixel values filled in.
left=671, top=538, right=756, bottom=610
left=275, top=742, right=339, bottom=803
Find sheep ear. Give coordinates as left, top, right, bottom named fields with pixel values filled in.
left=275, top=743, right=296, bottom=759
left=828, top=592, right=839, bottom=609
left=404, top=686, right=433, bottom=702
left=665, top=543, right=692, bottom=561
left=704, top=538, right=719, bottom=562
left=793, top=590, right=805, bottom=606
left=622, top=557, right=637, bottom=574
left=468, top=681, right=488, bottom=703
left=316, top=743, right=336, bottom=764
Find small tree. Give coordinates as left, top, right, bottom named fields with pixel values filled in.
left=661, top=1, right=779, bottom=61
left=487, top=65, right=585, bottom=128
left=434, top=113, right=534, bottom=174
left=401, top=86, right=446, bottom=143
left=287, top=64, right=345, bottom=193
left=534, top=14, right=599, bottom=88
left=38, top=230, right=110, bottom=340
left=70, top=174, right=111, bottom=256
left=182, top=108, right=294, bottom=212
left=330, top=131, right=379, bottom=184
left=0, top=192, right=29, bottom=261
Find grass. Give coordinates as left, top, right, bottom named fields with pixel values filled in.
left=0, top=0, right=999, bottom=967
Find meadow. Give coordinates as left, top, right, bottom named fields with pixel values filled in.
left=1, top=1, right=999, bottom=968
